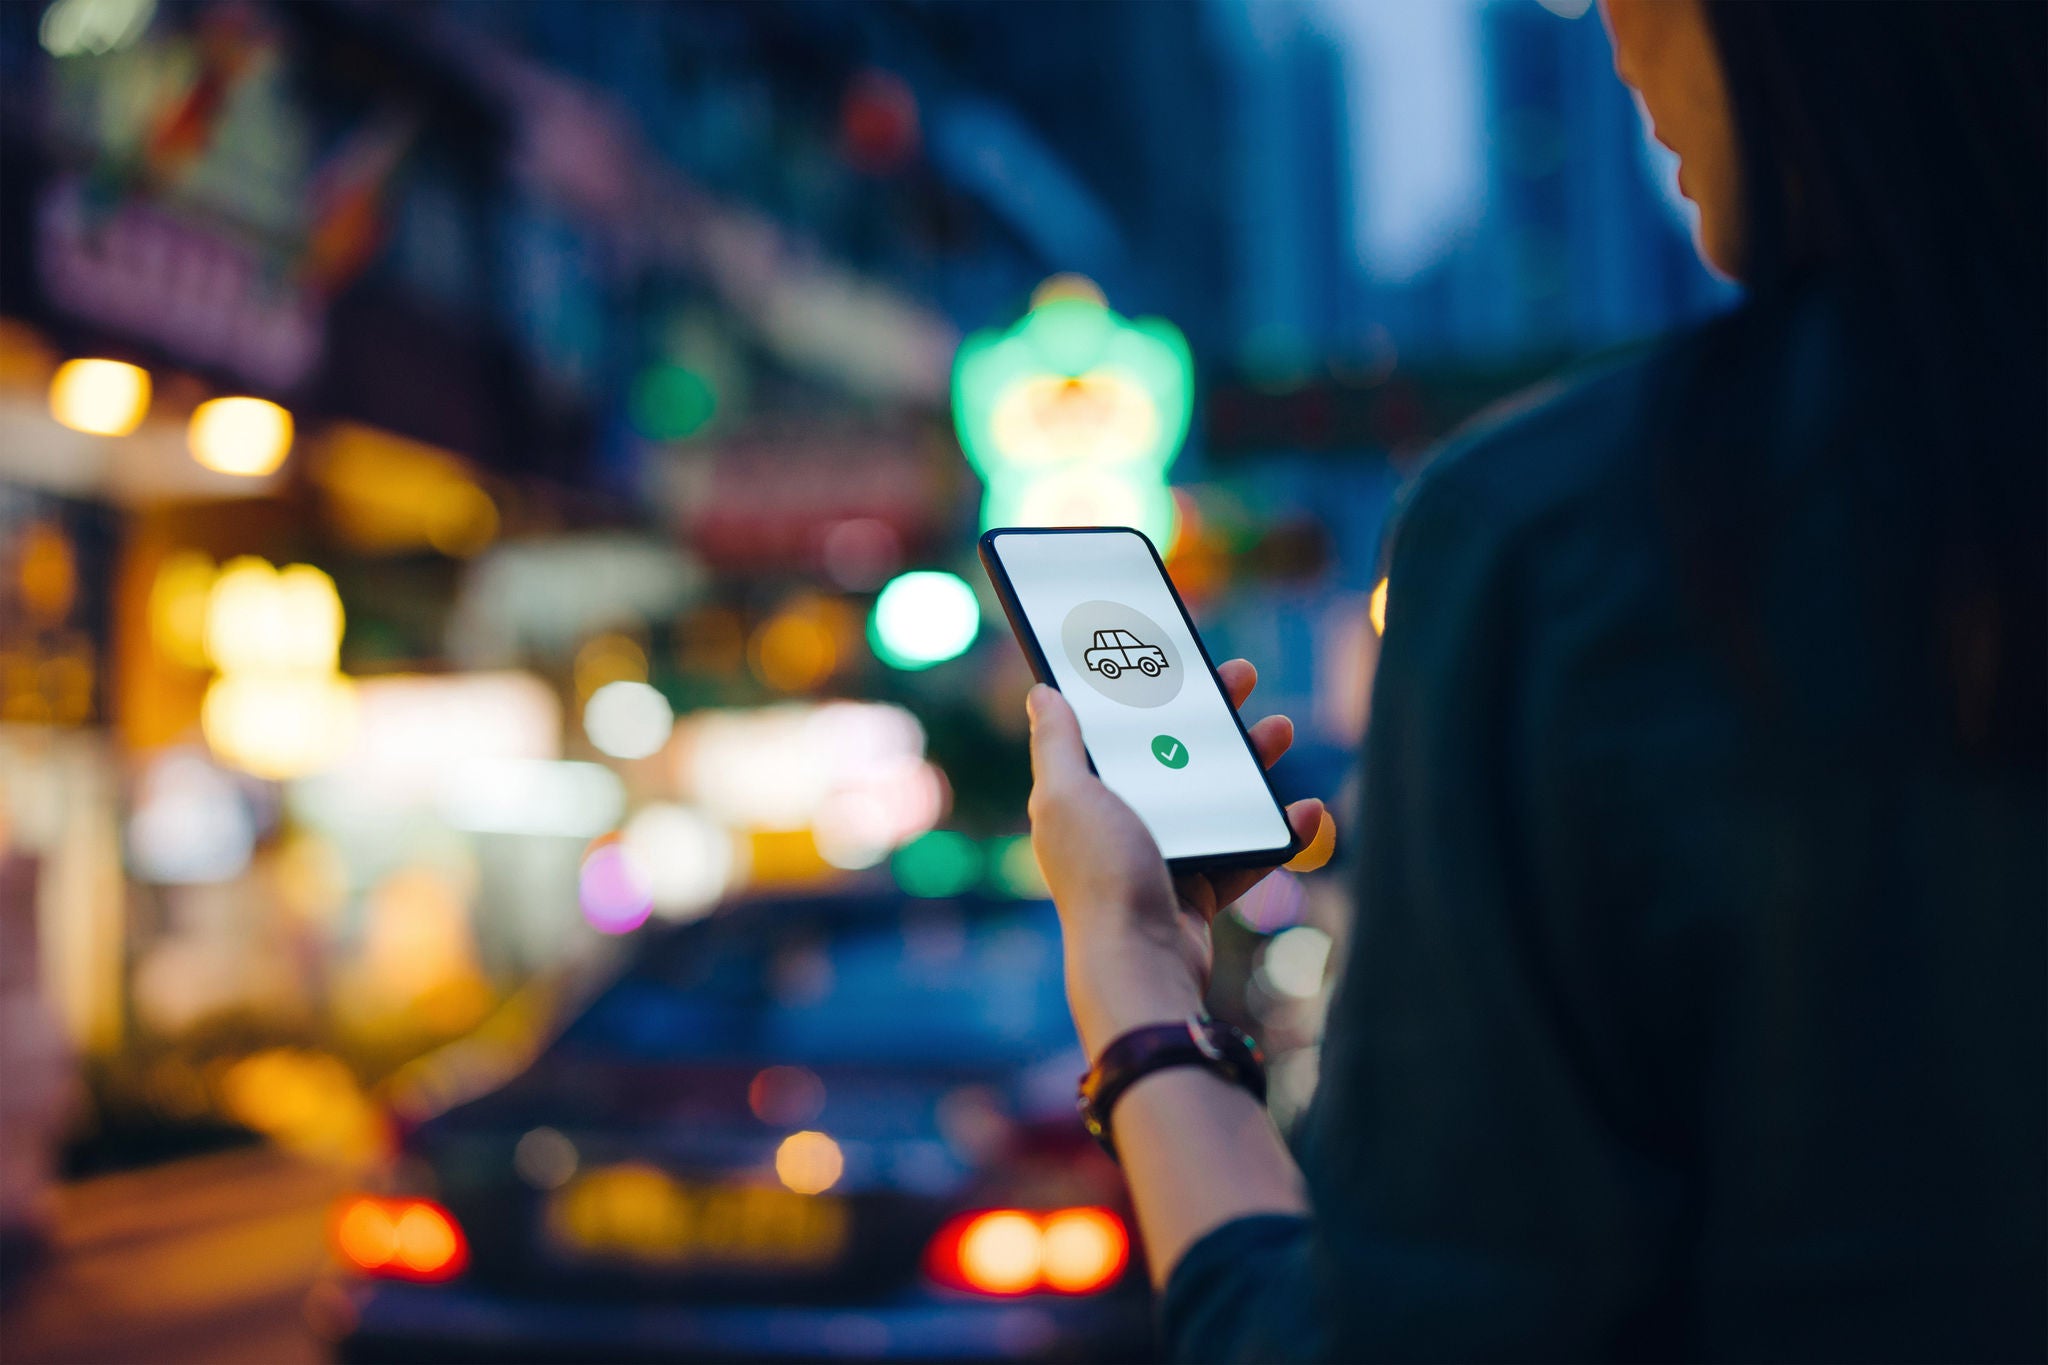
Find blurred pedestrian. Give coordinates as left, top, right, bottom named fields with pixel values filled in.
left=1025, top=2, right=2045, bottom=1359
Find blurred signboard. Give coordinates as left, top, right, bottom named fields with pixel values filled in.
left=654, top=427, right=946, bottom=573
left=36, top=179, right=325, bottom=391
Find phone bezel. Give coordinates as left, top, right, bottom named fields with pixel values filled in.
left=978, top=525, right=1303, bottom=876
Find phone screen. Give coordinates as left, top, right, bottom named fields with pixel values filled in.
left=985, top=528, right=1295, bottom=865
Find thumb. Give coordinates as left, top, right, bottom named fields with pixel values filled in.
left=1026, top=685, right=1091, bottom=789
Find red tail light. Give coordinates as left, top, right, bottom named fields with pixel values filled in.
left=332, top=1195, right=469, bottom=1281
left=924, top=1207, right=1130, bottom=1296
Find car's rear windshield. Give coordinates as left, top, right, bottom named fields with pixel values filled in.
left=556, top=900, right=1073, bottom=1066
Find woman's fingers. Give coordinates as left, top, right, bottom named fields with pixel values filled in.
left=1025, top=686, right=1091, bottom=793
left=1247, top=713, right=1294, bottom=770
left=1217, top=658, right=1257, bottom=710
left=1199, top=798, right=1328, bottom=911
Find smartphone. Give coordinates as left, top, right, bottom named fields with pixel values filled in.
left=979, top=525, right=1300, bottom=874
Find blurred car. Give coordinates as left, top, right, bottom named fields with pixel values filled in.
left=318, top=891, right=1153, bottom=1363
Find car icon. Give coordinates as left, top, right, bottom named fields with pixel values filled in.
left=1084, top=629, right=1169, bottom=679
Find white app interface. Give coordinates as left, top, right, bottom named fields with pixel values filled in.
left=992, top=530, right=1292, bottom=863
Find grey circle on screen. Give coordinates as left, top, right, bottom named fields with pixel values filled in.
left=1060, top=600, right=1186, bottom=709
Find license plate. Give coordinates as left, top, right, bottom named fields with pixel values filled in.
left=546, top=1163, right=849, bottom=1270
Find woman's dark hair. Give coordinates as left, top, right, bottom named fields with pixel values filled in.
left=1668, top=1, right=2045, bottom=767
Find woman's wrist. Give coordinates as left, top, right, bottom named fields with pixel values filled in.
left=1067, top=940, right=1205, bottom=1061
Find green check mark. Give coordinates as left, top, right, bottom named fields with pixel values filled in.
left=1151, top=734, right=1189, bottom=769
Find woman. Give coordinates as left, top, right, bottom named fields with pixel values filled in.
left=1024, top=2, right=2045, bottom=1360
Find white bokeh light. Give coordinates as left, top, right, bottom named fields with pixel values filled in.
left=582, top=680, right=674, bottom=760
left=1258, top=925, right=1334, bottom=1000
left=622, top=803, right=739, bottom=920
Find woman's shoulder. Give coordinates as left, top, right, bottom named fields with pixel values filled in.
left=1392, top=294, right=1832, bottom=556
left=1395, top=337, right=1682, bottom=546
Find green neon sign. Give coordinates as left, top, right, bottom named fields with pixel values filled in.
left=951, top=282, right=1193, bottom=547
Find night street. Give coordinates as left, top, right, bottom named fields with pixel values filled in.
left=2, top=1147, right=341, bottom=1365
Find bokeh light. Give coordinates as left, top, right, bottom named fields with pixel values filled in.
left=955, top=1211, right=1041, bottom=1294
left=582, top=680, right=674, bottom=760
left=820, top=518, right=902, bottom=590
left=1369, top=577, right=1389, bottom=635
left=188, top=397, right=294, bottom=476
left=621, top=803, right=735, bottom=919
left=1230, top=868, right=1306, bottom=933
left=750, top=1066, right=827, bottom=1127
left=1284, top=806, right=1337, bottom=872
left=987, top=835, right=1049, bottom=899
left=1258, top=925, right=1333, bottom=1000
left=574, top=633, right=650, bottom=699
left=578, top=842, right=654, bottom=934
left=126, top=750, right=254, bottom=884
left=1039, top=1208, right=1129, bottom=1293
left=891, top=830, right=982, bottom=898
left=331, top=1196, right=468, bottom=1280
left=775, top=1130, right=845, bottom=1195
left=513, top=1127, right=579, bottom=1190
left=869, top=570, right=980, bottom=670
left=202, top=673, right=358, bottom=780
left=48, top=357, right=149, bottom=436
left=148, top=550, right=217, bottom=669
left=629, top=364, right=717, bottom=440
left=750, top=602, right=840, bottom=693
left=39, top=0, right=155, bottom=57
left=205, top=559, right=345, bottom=675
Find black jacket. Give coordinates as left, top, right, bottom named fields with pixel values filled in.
left=1163, top=297, right=2046, bottom=1362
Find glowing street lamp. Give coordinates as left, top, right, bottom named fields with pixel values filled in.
left=952, top=276, right=1193, bottom=547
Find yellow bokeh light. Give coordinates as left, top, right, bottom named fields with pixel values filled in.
left=774, top=1129, right=845, bottom=1195
left=316, top=424, right=498, bottom=557
left=1283, top=807, right=1337, bottom=874
left=426, top=483, right=500, bottom=558
left=189, top=396, right=293, bottom=476
left=49, top=358, right=150, bottom=436
left=751, top=604, right=840, bottom=693
left=957, top=1211, right=1042, bottom=1294
left=202, top=672, right=357, bottom=780
left=204, top=558, right=344, bottom=675
left=573, top=633, right=648, bottom=702
left=1369, top=577, right=1389, bottom=636
left=1039, top=1208, right=1128, bottom=1292
left=149, top=550, right=217, bottom=669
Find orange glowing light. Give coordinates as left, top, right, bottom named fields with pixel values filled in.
left=1039, top=1208, right=1129, bottom=1293
left=775, top=1130, right=845, bottom=1195
left=926, top=1207, right=1131, bottom=1296
left=332, top=1196, right=468, bottom=1280
left=1369, top=577, right=1389, bottom=636
left=17, top=522, right=76, bottom=621
left=1284, top=807, right=1337, bottom=874
left=335, top=1199, right=399, bottom=1270
left=750, top=605, right=839, bottom=693
left=394, top=1204, right=461, bottom=1273
left=955, top=1211, right=1042, bottom=1294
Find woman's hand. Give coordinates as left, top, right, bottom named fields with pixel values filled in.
left=1026, top=659, right=1326, bottom=1059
